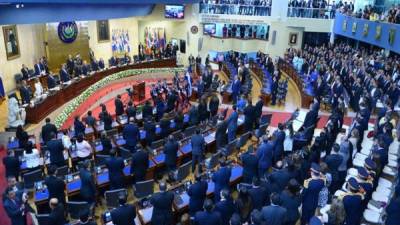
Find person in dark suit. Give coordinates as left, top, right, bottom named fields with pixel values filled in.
left=166, top=90, right=177, bottom=113
left=386, top=188, right=400, bottom=225
left=21, top=64, right=30, bottom=80
left=215, top=120, right=228, bottom=149
left=163, top=135, right=179, bottom=172
left=111, top=193, right=136, bottom=225
left=189, top=105, right=200, bottom=126
left=249, top=178, right=270, bottom=210
left=188, top=174, right=208, bottom=216
left=34, top=60, right=45, bottom=76
left=98, top=58, right=105, bottom=70
left=99, top=132, right=112, bottom=155
left=194, top=199, right=222, bottom=225
left=74, top=116, right=86, bottom=137
left=241, top=147, right=258, bottom=184
left=155, top=97, right=165, bottom=121
left=84, top=111, right=96, bottom=127
left=122, top=120, right=139, bottom=152
left=47, top=132, right=66, bottom=167
left=19, top=81, right=31, bottom=105
left=48, top=198, right=66, bottom=225
left=102, top=112, right=113, bottom=131
left=212, top=159, right=231, bottom=202
left=280, top=179, right=301, bottom=225
left=66, top=55, right=75, bottom=75
left=142, top=101, right=154, bottom=120
left=3, top=150, right=20, bottom=180
left=301, top=163, right=325, bottom=224
left=342, top=178, right=364, bottom=225
left=272, top=123, right=286, bottom=163
left=244, top=101, right=254, bottom=132
left=105, top=149, right=125, bottom=190
left=302, top=104, right=319, bottom=129
left=254, top=96, right=264, bottom=129
left=59, top=64, right=71, bottom=83
left=79, top=160, right=96, bottom=204
left=90, top=60, right=99, bottom=72
left=214, top=189, right=236, bottom=225
left=324, top=144, right=343, bottom=192
left=191, top=129, right=205, bottom=173
left=143, top=118, right=156, bottom=146
left=47, top=73, right=57, bottom=89
left=41, top=118, right=58, bottom=143
left=125, top=101, right=136, bottom=123
left=160, top=116, right=171, bottom=138
left=3, top=187, right=26, bottom=225
left=197, top=77, right=205, bottom=99
left=256, top=135, right=274, bottom=178
left=109, top=56, right=117, bottom=67
left=115, top=95, right=124, bottom=117
left=227, top=105, right=238, bottom=142
left=130, top=148, right=149, bottom=183
left=209, top=94, right=220, bottom=117
left=261, top=192, right=287, bottom=225
left=45, top=165, right=65, bottom=203
left=268, top=162, right=292, bottom=194
left=150, top=182, right=175, bottom=225
left=232, top=76, right=241, bottom=104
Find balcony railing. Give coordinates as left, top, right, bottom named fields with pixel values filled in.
left=199, top=3, right=271, bottom=16
left=287, top=7, right=335, bottom=19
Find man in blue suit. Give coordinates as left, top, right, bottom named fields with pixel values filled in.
left=212, top=159, right=231, bottom=202
left=240, top=146, right=258, bottom=183
left=34, top=59, right=45, bottom=76
left=114, top=95, right=124, bottom=117
left=324, top=144, right=343, bottom=192
left=111, top=193, right=136, bottom=225
left=122, top=119, right=140, bottom=152
left=302, top=104, right=319, bottom=129
left=99, top=58, right=105, bottom=69
left=243, top=101, right=255, bottom=132
left=105, top=149, right=125, bottom=190
left=47, top=132, right=66, bottom=167
left=214, top=189, right=235, bottom=225
left=231, top=76, right=241, bottom=104
left=256, top=135, right=274, bottom=178
left=19, top=81, right=31, bottom=104
left=188, top=174, right=208, bottom=216
left=79, top=160, right=96, bottom=204
left=194, top=199, right=222, bottom=225
left=163, top=135, right=179, bottom=172
left=47, top=73, right=57, bottom=89
left=341, top=178, right=364, bottom=225
left=59, top=64, right=71, bottom=82
left=261, top=192, right=287, bottom=225
left=386, top=188, right=400, bottom=225
left=227, top=105, right=238, bottom=142
left=130, top=148, right=149, bottom=183
left=249, top=177, right=270, bottom=210
left=301, top=163, right=325, bottom=224
left=150, top=182, right=175, bottom=225
left=197, top=77, right=205, bottom=99
left=189, top=105, right=200, bottom=126
left=3, top=187, right=26, bottom=225
left=272, top=123, right=285, bottom=163
left=191, top=129, right=205, bottom=173
left=143, top=118, right=156, bottom=145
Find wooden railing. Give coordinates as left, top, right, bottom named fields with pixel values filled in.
left=249, top=61, right=271, bottom=105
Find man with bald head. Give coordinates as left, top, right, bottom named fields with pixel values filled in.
left=48, top=198, right=65, bottom=225
left=150, top=182, right=175, bottom=225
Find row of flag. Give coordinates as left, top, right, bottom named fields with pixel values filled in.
left=111, top=29, right=131, bottom=54
left=144, top=27, right=166, bottom=54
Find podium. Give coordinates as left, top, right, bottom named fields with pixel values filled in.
left=133, top=81, right=145, bottom=102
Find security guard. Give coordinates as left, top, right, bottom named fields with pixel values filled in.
left=301, top=163, right=325, bottom=225
left=340, top=177, right=365, bottom=225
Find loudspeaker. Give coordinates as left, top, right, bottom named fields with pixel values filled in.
left=180, top=40, right=186, bottom=53
left=271, top=31, right=276, bottom=45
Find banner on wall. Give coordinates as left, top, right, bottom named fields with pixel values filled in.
left=144, top=27, right=166, bottom=55
left=199, top=14, right=266, bottom=25
left=111, top=29, right=131, bottom=56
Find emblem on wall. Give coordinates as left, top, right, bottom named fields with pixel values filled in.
left=58, top=22, right=78, bottom=43
left=191, top=25, right=198, bottom=34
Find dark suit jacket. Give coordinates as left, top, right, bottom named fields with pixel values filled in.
left=189, top=107, right=200, bottom=125
left=123, top=124, right=139, bottom=148
left=142, top=104, right=153, bottom=119
left=386, top=198, right=400, bottom=225
left=130, top=150, right=149, bottom=181
left=160, top=118, right=170, bottom=138
left=254, top=100, right=264, bottom=119
left=74, top=120, right=86, bottom=136
left=303, top=109, right=318, bottom=129
left=3, top=197, right=25, bottom=225
left=47, top=75, right=56, bottom=89
left=111, top=204, right=136, bottom=225
left=188, top=180, right=208, bottom=215
left=99, top=60, right=105, bottom=69
left=261, top=205, right=287, bottom=225
left=249, top=186, right=270, bottom=210
left=212, top=166, right=231, bottom=201
left=191, top=134, right=205, bottom=156
left=41, top=123, right=58, bottom=143
left=215, top=121, right=228, bottom=148
left=3, top=156, right=20, bottom=178
left=194, top=211, right=222, bottom=225
left=241, top=152, right=258, bottom=183
left=280, top=190, right=301, bottom=223
left=21, top=68, right=30, bottom=80
left=79, top=168, right=96, bottom=202
left=20, top=86, right=31, bottom=104
left=115, top=99, right=124, bottom=116
left=150, top=191, right=175, bottom=225
left=163, top=140, right=179, bottom=167
left=59, top=69, right=70, bottom=82
left=45, top=175, right=65, bottom=202
left=49, top=204, right=66, bottom=225
left=105, top=156, right=125, bottom=189
left=47, top=139, right=65, bottom=166
left=143, top=121, right=156, bottom=144
left=214, top=199, right=236, bottom=225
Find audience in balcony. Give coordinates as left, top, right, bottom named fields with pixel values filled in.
left=199, top=0, right=272, bottom=16
left=343, top=4, right=400, bottom=24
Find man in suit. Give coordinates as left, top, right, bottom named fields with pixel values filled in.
left=3, top=187, right=26, bottom=225
left=44, top=165, right=66, bottom=203
left=66, top=55, right=75, bottom=75
left=74, top=116, right=86, bottom=136
left=212, top=159, right=231, bottom=202
left=125, top=101, right=136, bottom=123
left=111, top=193, right=136, bottom=225
left=48, top=198, right=66, bottom=225
left=3, top=150, right=20, bottom=179
left=191, top=129, right=205, bottom=173
left=160, top=116, right=170, bottom=138
left=163, top=135, right=179, bottom=172
left=90, top=59, right=99, bottom=72
left=142, top=101, right=153, bottom=120
left=241, top=147, right=258, bottom=184
left=59, top=64, right=71, bottom=83
left=302, top=103, right=319, bottom=129
left=130, top=148, right=149, bottom=183
left=84, top=111, right=96, bottom=127
left=47, top=73, right=57, bottom=89
left=194, top=199, right=222, bottom=225
left=385, top=188, right=400, bottom=225
left=188, top=174, right=208, bottom=216
left=244, top=100, right=254, bottom=132
left=209, top=94, right=220, bottom=117
left=115, top=95, right=124, bottom=117
left=19, top=81, right=31, bottom=104
left=20, top=64, right=30, bottom=80
left=272, top=123, right=286, bottom=163
left=215, top=120, right=228, bottom=149
left=324, top=144, right=343, bottom=192
left=79, top=160, right=96, bottom=204
left=254, top=96, right=264, bottom=129
left=256, top=135, right=274, bottom=178
left=34, top=59, right=45, bottom=76
left=150, top=182, right=175, bottom=225
left=189, top=105, right=200, bottom=126
left=231, top=76, right=241, bottom=104
left=41, top=118, right=57, bottom=143
left=47, top=132, right=66, bottom=167
left=197, top=76, right=205, bottom=99
left=98, top=58, right=105, bottom=70
left=261, top=193, right=287, bottom=225
left=143, top=118, right=155, bottom=146
left=341, top=178, right=364, bottom=225
left=105, top=149, right=125, bottom=190
left=214, top=189, right=235, bottom=225
left=227, top=105, right=238, bottom=142
left=166, top=90, right=178, bottom=113
left=301, top=163, right=325, bottom=224
left=122, top=119, right=140, bottom=152
left=109, top=56, right=117, bottom=67
left=249, top=177, right=270, bottom=210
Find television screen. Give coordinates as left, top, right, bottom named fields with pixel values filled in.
left=165, top=5, right=184, bottom=19
left=203, top=23, right=216, bottom=35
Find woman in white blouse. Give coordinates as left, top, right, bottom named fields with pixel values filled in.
left=23, top=141, right=40, bottom=171
left=34, top=78, right=44, bottom=97
left=75, top=133, right=93, bottom=161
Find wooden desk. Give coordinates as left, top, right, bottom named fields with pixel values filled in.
left=25, top=58, right=177, bottom=124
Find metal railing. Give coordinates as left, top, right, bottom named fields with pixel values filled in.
left=287, top=7, right=335, bottom=19
left=199, top=3, right=271, bottom=16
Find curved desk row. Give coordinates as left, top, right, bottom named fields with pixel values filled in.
left=25, top=58, right=177, bottom=124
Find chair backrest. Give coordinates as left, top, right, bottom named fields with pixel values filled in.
left=260, top=114, right=273, bottom=125
left=184, top=126, right=196, bottom=137
left=224, top=139, right=238, bottom=157
left=23, top=169, right=43, bottom=189
left=57, top=165, right=69, bottom=178
left=177, top=161, right=192, bottom=182
left=36, top=214, right=51, bottom=225
left=119, top=147, right=132, bottom=159
left=237, top=132, right=251, bottom=148
left=106, top=129, right=118, bottom=137
left=207, top=153, right=220, bottom=170
left=134, top=180, right=154, bottom=199
left=171, top=130, right=182, bottom=140
left=95, top=154, right=110, bottom=167
left=66, top=201, right=89, bottom=220
left=150, top=139, right=164, bottom=150
left=14, top=73, right=23, bottom=84
left=104, top=188, right=127, bottom=209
